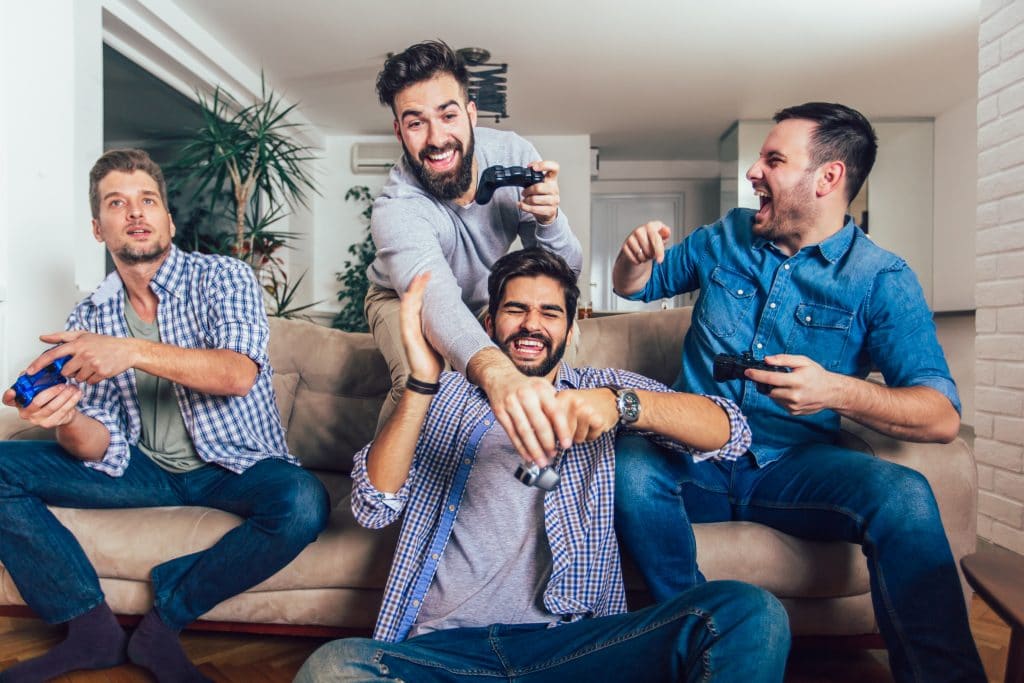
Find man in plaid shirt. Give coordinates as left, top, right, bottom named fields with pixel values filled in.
left=297, top=248, right=789, bottom=682
left=0, top=149, right=329, bottom=683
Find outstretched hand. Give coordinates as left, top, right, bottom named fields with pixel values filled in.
left=400, top=272, right=444, bottom=385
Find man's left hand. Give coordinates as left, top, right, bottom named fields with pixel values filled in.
left=34, top=331, right=137, bottom=385
left=520, top=160, right=560, bottom=225
left=746, top=354, right=843, bottom=416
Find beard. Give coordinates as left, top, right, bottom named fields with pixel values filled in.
left=403, top=127, right=476, bottom=201
left=752, top=171, right=817, bottom=242
left=494, top=330, right=568, bottom=378
left=115, top=239, right=170, bottom=265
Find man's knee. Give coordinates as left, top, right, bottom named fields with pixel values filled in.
left=257, top=466, right=330, bottom=540
left=673, top=581, right=790, bottom=651
left=296, top=638, right=386, bottom=683
left=866, top=464, right=942, bottom=533
left=614, top=434, right=673, bottom=503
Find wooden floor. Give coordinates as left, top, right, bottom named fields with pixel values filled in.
left=0, top=594, right=1011, bottom=682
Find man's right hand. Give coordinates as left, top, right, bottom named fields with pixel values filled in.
left=471, top=350, right=572, bottom=468
left=400, top=272, right=444, bottom=384
left=2, top=383, right=82, bottom=429
left=612, top=221, right=672, bottom=296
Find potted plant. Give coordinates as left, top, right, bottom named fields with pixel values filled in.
left=170, top=75, right=319, bottom=317
left=332, top=186, right=376, bottom=332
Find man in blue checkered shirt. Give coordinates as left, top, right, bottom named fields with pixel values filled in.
left=297, top=248, right=789, bottom=682
left=0, top=149, right=329, bottom=683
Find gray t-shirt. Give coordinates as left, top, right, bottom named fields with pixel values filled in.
left=123, top=298, right=203, bottom=473
left=367, top=126, right=582, bottom=373
left=410, top=424, right=554, bottom=637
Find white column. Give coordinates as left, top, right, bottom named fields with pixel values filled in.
left=0, top=0, right=104, bottom=382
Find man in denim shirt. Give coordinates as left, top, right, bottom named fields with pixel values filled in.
left=612, top=103, right=984, bottom=683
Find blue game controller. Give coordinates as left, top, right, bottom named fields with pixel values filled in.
left=10, top=356, right=71, bottom=407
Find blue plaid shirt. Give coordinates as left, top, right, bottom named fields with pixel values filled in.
left=351, top=364, right=750, bottom=643
left=67, top=246, right=295, bottom=477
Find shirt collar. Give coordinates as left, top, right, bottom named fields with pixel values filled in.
left=752, top=214, right=858, bottom=264
left=554, top=362, right=581, bottom=390
left=88, top=245, right=187, bottom=306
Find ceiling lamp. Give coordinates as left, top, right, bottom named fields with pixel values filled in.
left=457, top=47, right=508, bottom=124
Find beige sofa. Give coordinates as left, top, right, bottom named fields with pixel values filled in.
left=0, top=307, right=977, bottom=639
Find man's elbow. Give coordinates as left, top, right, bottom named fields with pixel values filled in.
left=226, top=359, right=259, bottom=397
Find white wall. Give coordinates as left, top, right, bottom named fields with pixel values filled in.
left=310, top=133, right=593, bottom=316
left=975, top=0, right=1024, bottom=555
left=1, top=0, right=104, bottom=385
left=935, top=97, right=979, bottom=312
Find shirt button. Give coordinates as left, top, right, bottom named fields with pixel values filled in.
left=756, top=343, right=763, bottom=349
left=784, top=264, right=790, bottom=270
left=448, top=504, right=456, bottom=512
left=805, top=316, right=812, bottom=322
left=737, top=289, right=744, bottom=295
left=484, top=419, right=491, bottom=426
left=769, top=302, right=776, bottom=309
left=463, top=458, right=471, bottom=465
left=431, top=553, right=439, bottom=560
left=412, top=599, right=420, bottom=607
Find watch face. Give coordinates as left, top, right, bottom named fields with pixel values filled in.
left=618, top=389, right=641, bottom=423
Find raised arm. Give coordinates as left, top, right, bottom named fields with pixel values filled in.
left=365, top=272, right=444, bottom=492
left=611, top=221, right=671, bottom=296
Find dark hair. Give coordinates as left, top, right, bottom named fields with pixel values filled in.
left=488, top=248, right=580, bottom=323
left=89, top=148, right=167, bottom=219
left=773, top=102, right=878, bottom=203
left=376, top=40, right=471, bottom=113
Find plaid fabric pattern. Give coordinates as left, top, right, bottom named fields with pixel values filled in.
left=67, top=246, right=295, bottom=477
left=351, top=364, right=750, bottom=643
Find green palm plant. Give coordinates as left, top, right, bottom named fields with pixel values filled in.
left=172, top=74, right=318, bottom=268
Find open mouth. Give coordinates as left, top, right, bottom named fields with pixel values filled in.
left=509, top=335, right=549, bottom=361
left=754, top=188, right=772, bottom=222
left=127, top=226, right=152, bottom=238
left=421, top=144, right=460, bottom=174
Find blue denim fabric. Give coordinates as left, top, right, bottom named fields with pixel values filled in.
left=0, top=441, right=329, bottom=629
left=622, top=208, right=959, bottom=465
left=295, top=580, right=790, bottom=683
left=614, top=434, right=985, bottom=683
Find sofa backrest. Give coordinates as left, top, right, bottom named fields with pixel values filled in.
left=268, top=307, right=693, bottom=473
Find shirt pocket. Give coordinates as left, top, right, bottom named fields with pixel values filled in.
left=785, top=303, right=854, bottom=370
left=698, top=266, right=757, bottom=338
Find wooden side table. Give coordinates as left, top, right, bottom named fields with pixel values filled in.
left=962, top=546, right=1024, bottom=683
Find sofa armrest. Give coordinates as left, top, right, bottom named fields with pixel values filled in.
left=0, top=411, right=53, bottom=441
left=837, top=419, right=978, bottom=595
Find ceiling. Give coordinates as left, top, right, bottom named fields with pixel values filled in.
left=164, top=0, right=979, bottom=160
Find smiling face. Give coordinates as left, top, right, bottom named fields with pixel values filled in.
left=486, top=274, right=572, bottom=381
left=91, top=170, right=175, bottom=267
left=745, top=118, right=822, bottom=250
left=393, top=74, right=478, bottom=202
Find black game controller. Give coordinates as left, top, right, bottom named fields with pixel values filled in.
left=475, top=165, right=545, bottom=205
left=713, top=352, right=791, bottom=394
left=10, top=356, right=71, bottom=407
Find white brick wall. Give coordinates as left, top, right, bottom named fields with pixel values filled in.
left=977, top=0, right=1024, bottom=555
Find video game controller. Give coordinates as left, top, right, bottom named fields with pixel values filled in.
left=10, top=356, right=71, bottom=407
left=713, top=352, right=791, bottom=394
left=475, top=165, right=545, bottom=205
left=514, top=461, right=560, bottom=491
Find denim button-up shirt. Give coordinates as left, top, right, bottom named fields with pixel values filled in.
left=622, top=208, right=959, bottom=465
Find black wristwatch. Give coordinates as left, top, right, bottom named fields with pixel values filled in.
left=603, top=385, right=641, bottom=425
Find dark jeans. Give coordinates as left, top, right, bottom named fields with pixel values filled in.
left=295, top=581, right=790, bottom=682
left=0, top=441, right=329, bottom=629
left=613, top=433, right=985, bottom=683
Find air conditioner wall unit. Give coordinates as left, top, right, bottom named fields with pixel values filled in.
left=352, top=142, right=403, bottom=173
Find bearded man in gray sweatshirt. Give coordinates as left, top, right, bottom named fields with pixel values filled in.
left=365, top=40, right=583, bottom=465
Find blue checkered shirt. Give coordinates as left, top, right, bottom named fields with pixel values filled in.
left=351, top=364, right=751, bottom=643
left=67, top=246, right=295, bottom=477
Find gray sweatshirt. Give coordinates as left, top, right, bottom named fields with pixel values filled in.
left=367, top=127, right=583, bottom=373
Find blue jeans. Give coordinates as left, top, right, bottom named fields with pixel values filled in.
left=295, top=581, right=789, bottom=682
left=613, top=434, right=985, bottom=683
left=0, top=441, right=329, bottom=629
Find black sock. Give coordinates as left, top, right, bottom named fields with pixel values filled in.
left=0, top=601, right=127, bottom=682
left=126, top=609, right=211, bottom=683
